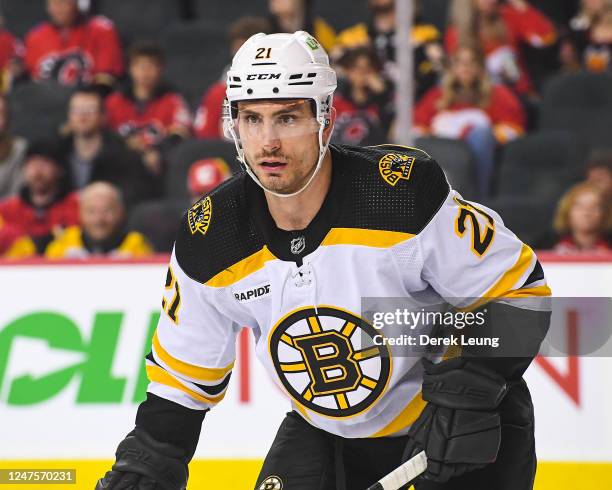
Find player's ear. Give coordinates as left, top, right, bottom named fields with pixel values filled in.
left=323, top=106, right=336, bottom=141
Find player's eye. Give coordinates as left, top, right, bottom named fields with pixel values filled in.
left=243, top=114, right=260, bottom=124
left=278, top=114, right=296, bottom=125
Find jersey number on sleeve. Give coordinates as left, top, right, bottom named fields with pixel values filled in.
left=454, top=197, right=495, bottom=257
left=162, top=267, right=181, bottom=325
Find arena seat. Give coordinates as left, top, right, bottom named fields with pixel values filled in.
left=193, top=0, right=267, bottom=23
left=7, top=81, right=73, bottom=141
left=1, top=0, right=46, bottom=38
left=128, top=199, right=189, bottom=253
left=539, top=71, right=612, bottom=150
left=165, top=139, right=239, bottom=200
left=415, top=136, right=477, bottom=199
left=161, top=21, right=229, bottom=107
left=482, top=195, right=556, bottom=248
left=96, top=0, right=181, bottom=44
left=497, top=130, right=585, bottom=202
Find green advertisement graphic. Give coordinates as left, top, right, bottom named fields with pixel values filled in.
left=0, top=311, right=158, bottom=405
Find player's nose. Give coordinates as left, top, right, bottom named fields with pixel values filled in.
left=261, top=120, right=281, bottom=151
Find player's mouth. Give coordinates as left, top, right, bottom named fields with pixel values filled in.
left=258, top=161, right=288, bottom=172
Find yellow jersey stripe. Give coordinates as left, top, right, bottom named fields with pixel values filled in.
left=206, top=246, right=276, bottom=288
left=146, top=364, right=226, bottom=405
left=505, top=285, right=552, bottom=298
left=152, top=331, right=234, bottom=382
left=463, top=243, right=536, bottom=311
left=371, top=392, right=427, bottom=438
left=321, top=228, right=414, bottom=248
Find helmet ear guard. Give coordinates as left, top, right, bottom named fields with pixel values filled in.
left=223, top=31, right=337, bottom=198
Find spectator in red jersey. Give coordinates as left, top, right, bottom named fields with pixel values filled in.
left=194, top=16, right=271, bottom=140
left=24, top=0, right=123, bottom=90
left=0, top=94, right=28, bottom=199
left=561, top=0, right=612, bottom=72
left=0, top=16, right=25, bottom=92
left=552, top=182, right=611, bottom=253
left=58, top=87, right=159, bottom=206
left=0, top=140, right=79, bottom=254
left=187, top=158, right=231, bottom=203
left=332, top=46, right=394, bottom=145
left=414, top=45, right=526, bottom=198
left=446, top=0, right=557, bottom=96
left=105, top=42, right=191, bottom=179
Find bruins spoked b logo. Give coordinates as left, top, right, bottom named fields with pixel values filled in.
left=269, top=307, right=391, bottom=418
left=258, top=476, right=283, bottom=490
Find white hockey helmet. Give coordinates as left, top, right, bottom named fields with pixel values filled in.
left=223, top=31, right=337, bottom=197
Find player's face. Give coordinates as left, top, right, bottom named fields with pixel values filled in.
left=237, top=99, right=323, bottom=195
left=47, top=0, right=78, bottom=27
left=569, top=190, right=605, bottom=234
left=80, top=192, right=124, bottom=242
left=69, top=94, right=104, bottom=136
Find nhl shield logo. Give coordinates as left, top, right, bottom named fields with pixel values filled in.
left=187, top=196, right=213, bottom=236
left=258, top=476, right=283, bottom=490
left=290, top=236, right=306, bottom=255
left=379, top=153, right=415, bottom=186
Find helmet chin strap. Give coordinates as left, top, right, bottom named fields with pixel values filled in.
left=229, top=117, right=331, bottom=199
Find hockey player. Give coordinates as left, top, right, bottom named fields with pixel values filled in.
left=97, top=31, right=551, bottom=490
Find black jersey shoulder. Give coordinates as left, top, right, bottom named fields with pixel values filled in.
left=174, top=171, right=266, bottom=284
left=330, top=144, right=450, bottom=235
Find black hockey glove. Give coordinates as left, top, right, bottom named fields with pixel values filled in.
left=403, top=357, right=509, bottom=483
left=95, top=428, right=189, bottom=490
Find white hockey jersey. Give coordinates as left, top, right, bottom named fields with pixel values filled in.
left=146, top=144, right=550, bottom=439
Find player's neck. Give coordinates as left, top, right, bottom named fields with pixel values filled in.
left=264, top=151, right=332, bottom=231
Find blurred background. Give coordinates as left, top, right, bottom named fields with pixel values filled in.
left=0, top=0, right=610, bottom=489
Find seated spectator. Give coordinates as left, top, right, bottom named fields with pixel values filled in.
left=583, top=3, right=612, bottom=72
left=24, top=0, right=123, bottom=90
left=0, top=17, right=25, bottom=92
left=562, top=0, right=612, bottom=72
left=105, top=43, right=191, bottom=178
left=446, top=0, right=557, bottom=95
left=585, top=149, right=612, bottom=197
left=268, top=0, right=336, bottom=51
left=59, top=86, right=158, bottom=206
left=552, top=182, right=611, bottom=253
left=0, top=94, right=28, bottom=199
left=187, top=158, right=231, bottom=203
left=194, top=16, right=271, bottom=140
left=334, top=0, right=444, bottom=97
left=46, top=182, right=152, bottom=258
left=414, top=45, right=526, bottom=198
left=0, top=214, right=35, bottom=258
left=0, top=140, right=79, bottom=254
left=332, top=47, right=394, bottom=145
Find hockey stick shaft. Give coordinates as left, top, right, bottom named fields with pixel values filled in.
left=366, top=450, right=427, bottom=490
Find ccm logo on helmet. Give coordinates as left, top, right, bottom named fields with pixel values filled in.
left=247, top=73, right=282, bottom=80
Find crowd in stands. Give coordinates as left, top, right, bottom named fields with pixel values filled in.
left=0, top=0, right=610, bottom=260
